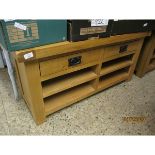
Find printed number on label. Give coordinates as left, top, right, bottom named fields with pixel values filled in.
left=91, top=19, right=109, bottom=26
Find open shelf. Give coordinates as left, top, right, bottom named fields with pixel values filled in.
left=102, top=50, right=135, bottom=63
left=100, top=54, right=133, bottom=76
left=98, top=67, right=129, bottom=90
left=42, top=67, right=97, bottom=98
left=44, top=82, right=95, bottom=115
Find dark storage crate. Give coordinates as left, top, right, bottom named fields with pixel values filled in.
left=68, top=20, right=113, bottom=42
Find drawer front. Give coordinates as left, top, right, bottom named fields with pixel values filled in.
left=39, top=50, right=100, bottom=77
left=103, top=40, right=139, bottom=59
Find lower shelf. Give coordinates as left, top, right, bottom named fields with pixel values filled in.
left=100, top=60, right=132, bottom=76
left=98, top=68, right=129, bottom=90
left=44, top=83, right=95, bottom=116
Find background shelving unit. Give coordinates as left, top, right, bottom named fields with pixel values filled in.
left=135, top=32, right=155, bottom=77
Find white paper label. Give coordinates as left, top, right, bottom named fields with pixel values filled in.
left=14, top=22, right=27, bottom=30
left=91, top=19, right=109, bottom=26
left=24, top=52, right=33, bottom=60
left=143, top=23, right=148, bottom=27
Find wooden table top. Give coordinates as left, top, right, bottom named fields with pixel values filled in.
left=13, top=32, right=151, bottom=63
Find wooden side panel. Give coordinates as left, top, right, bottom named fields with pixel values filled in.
left=143, top=36, right=155, bottom=73
left=127, top=38, right=144, bottom=80
left=16, top=61, right=45, bottom=124
left=24, top=62, right=45, bottom=124
left=16, top=62, right=31, bottom=106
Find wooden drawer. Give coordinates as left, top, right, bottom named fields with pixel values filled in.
left=39, top=49, right=101, bottom=78
left=103, top=40, right=139, bottom=60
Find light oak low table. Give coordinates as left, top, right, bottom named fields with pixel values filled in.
left=13, top=32, right=151, bottom=124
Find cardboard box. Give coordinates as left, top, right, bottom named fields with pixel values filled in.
left=111, top=20, right=154, bottom=36
left=0, top=20, right=67, bottom=51
left=68, top=20, right=113, bottom=42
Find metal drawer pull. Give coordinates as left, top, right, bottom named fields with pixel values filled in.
left=68, top=56, right=82, bottom=66
left=119, top=45, right=128, bottom=53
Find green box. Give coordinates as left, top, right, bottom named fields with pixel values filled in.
left=0, top=20, right=67, bottom=51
